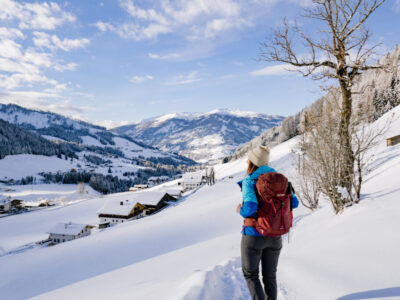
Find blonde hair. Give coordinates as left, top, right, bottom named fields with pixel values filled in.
left=246, top=160, right=259, bottom=175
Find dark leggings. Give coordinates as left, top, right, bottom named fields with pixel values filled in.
left=241, top=234, right=282, bottom=300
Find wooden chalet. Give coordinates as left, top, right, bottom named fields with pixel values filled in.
left=97, top=191, right=176, bottom=226
left=387, top=134, right=400, bottom=147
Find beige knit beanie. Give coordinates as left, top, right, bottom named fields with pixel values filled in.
left=248, top=145, right=270, bottom=167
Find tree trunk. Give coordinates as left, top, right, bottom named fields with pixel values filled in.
left=338, top=77, right=355, bottom=203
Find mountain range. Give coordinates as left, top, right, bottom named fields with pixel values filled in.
left=115, top=109, right=284, bottom=163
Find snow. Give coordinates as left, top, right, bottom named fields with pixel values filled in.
left=0, top=106, right=400, bottom=299
left=0, top=154, right=79, bottom=180
left=47, top=223, right=88, bottom=235
left=0, top=183, right=99, bottom=204
left=81, top=135, right=103, bottom=147
left=42, top=135, right=67, bottom=142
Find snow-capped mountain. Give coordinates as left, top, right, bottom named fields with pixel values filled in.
left=115, top=109, right=284, bottom=163
left=0, top=103, right=194, bottom=163
left=0, top=104, right=196, bottom=193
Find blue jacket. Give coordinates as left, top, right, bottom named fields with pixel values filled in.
left=238, top=165, right=299, bottom=236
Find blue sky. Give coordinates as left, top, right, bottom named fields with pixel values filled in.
left=1, top=0, right=400, bottom=128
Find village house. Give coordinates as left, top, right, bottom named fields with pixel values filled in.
left=97, top=191, right=176, bottom=227
left=47, top=222, right=92, bottom=244
left=129, top=184, right=149, bottom=192
left=181, top=170, right=207, bottom=192
left=0, top=199, right=24, bottom=213
left=164, top=188, right=183, bottom=199
left=387, top=134, right=400, bottom=146
left=148, top=176, right=170, bottom=186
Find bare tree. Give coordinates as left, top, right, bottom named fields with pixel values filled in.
left=351, top=101, right=391, bottom=202
left=260, top=0, right=386, bottom=201
left=299, top=92, right=346, bottom=213
left=297, top=151, right=321, bottom=211
left=297, top=88, right=391, bottom=213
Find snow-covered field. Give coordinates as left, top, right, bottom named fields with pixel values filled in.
left=0, top=154, right=80, bottom=181
left=0, top=183, right=100, bottom=204
left=1, top=107, right=400, bottom=299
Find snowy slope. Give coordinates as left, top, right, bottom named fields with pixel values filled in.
left=0, top=183, right=100, bottom=205
left=1, top=107, right=400, bottom=299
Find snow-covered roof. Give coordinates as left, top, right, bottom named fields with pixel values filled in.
left=0, top=199, right=10, bottom=205
left=98, top=191, right=168, bottom=216
left=134, top=184, right=148, bottom=188
left=182, top=171, right=205, bottom=183
left=98, top=199, right=135, bottom=216
left=47, top=223, right=88, bottom=236
left=164, top=189, right=182, bottom=196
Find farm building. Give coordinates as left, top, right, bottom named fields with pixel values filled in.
left=97, top=191, right=176, bottom=226
left=47, top=222, right=92, bottom=244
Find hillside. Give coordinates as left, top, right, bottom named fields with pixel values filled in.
left=0, top=119, right=65, bottom=159
left=115, top=109, right=284, bottom=163
left=0, top=104, right=196, bottom=193
left=0, top=105, right=399, bottom=299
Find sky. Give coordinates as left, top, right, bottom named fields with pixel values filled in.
left=0, top=0, right=400, bottom=128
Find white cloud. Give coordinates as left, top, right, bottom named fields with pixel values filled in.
left=54, top=62, right=78, bottom=72
left=44, top=83, right=67, bottom=93
left=0, top=91, right=89, bottom=115
left=33, top=32, right=90, bottom=52
left=0, top=0, right=75, bottom=30
left=96, top=0, right=249, bottom=41
left=97, top=119, right=130, bottom=129
left=0, top=39, right=23, bottom=59
left=0, top=1, right=90, bottom=120
left=164, top=71, right=202, bottom=85
left=250, top=64, right=299, bottom=76
left=0, top=38, right=66, bottom=89
left=51, top=35, right=90, bottom=51
left=95, top=21, right=115, bottom=32
left=288, top=0, right=314, bottom=7
left=0, top=33, right=87, bottom=92
left=130, top=75, right=154, bottom=84
left=148, top=52, right=180, bottom=60
left=204, top=17, right=249, bottom=38
left=23, top=50, right=52, bottom=67
left=0, top=27, right=24, bottom=39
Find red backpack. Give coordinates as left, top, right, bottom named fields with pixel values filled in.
left=244, top=172, right=293, bottom=237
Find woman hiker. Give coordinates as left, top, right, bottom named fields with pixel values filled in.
left=236, top=145, right=299, bottom=300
